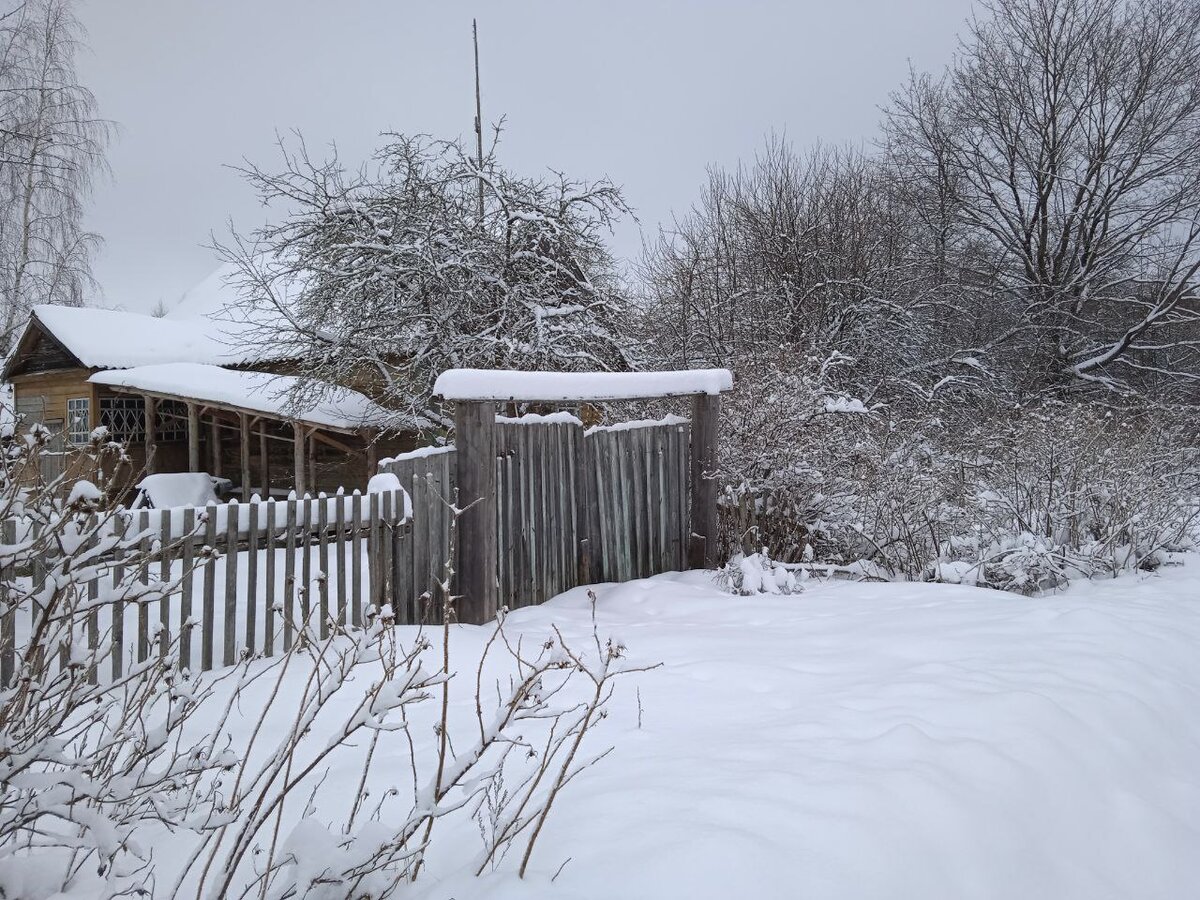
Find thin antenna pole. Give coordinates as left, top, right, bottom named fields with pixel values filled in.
left=473, top=18, right=485, bottom=222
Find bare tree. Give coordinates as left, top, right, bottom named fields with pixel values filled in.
left=884, top=0, right=1200, bottom=402
left=0, top=0, right=110, bottom=351
left=215, top=131, right=634, bottom=428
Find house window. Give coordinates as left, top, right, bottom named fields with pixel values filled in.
left=66, top=398, right=91, bottom=445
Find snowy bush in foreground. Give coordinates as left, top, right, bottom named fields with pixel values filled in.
left=0, top=421, right=652, bottom=898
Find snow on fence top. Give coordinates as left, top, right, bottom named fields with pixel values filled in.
left=90, top=363, right=394, bottom=431
left=433, top=368, right=733, bottom=402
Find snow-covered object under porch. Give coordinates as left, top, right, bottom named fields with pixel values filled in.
left=433, top=367, right=733, bottom=401
left=89, top=363, right=394, bottom=432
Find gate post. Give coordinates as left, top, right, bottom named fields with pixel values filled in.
left=454, top=400, right=497, bottom=624
left=688, top=392, right=721, bottom=569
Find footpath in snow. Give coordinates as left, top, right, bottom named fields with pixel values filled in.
left=417, top=563, right=1200, bottom=900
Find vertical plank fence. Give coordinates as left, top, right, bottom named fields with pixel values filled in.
left=1, top=403, right=712, bottom=683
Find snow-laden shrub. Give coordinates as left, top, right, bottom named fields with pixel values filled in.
left=720, top=394, right=1200, bottom=593
left=719, top=549, right=806, bottom=596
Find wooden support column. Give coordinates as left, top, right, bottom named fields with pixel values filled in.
left=239, top=413, right=252, bottom=502
left=143, top=396, right=158, bottom=475
left=688, top=392, right=721, bottom=569
left=454, top=400, right=497, bottom=624
left=292, top=422, right=307, bottom=497
left=187, top=403, right=201, bottom=473
left=365, top=431, right=378, bottom=483
left=210, top=418, right=223, bottom=477
left=259, top=423, right=270, bottom=497
left=307, top=432, right=317, bottom=495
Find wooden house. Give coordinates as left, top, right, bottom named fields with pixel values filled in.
left=2, top=270, right=412, bottom=500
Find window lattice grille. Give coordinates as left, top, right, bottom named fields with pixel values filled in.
left=99, top=397, right=188, bottom=443
left=67, top=398, right=90, bottom=445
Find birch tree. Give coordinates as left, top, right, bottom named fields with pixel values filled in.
left=0, top=0, right=109, bottom=351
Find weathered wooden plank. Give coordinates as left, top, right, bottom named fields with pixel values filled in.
left=616, top=429, right=633, bottom=582
left=592, top=433, right=611, bottom=583
left=159, top=510, right=172, bottom=657
left=136, top=509, right=150, bottom=663
left=283, top=497, right=297, bottom=651
left=350, top=491, right=363, bottom=627
left=662, top=429, right=672, bottom=571
left=391, top=489, right=405, bottom=624
left=410, top=472, right=428, bottom=621
left=300, top=495, right=312, bottom=634
left=224, top=501, right=238, bottom=666
left=454, top=400, right=496, bottom=624
left=180, top=506, right=195, bottom=671
left=264, top=499, right=276, bottom=656
left=496, top=452, right=509, bottom=609
left=642, top=427, right=656, bottom=576
left=335, top=493, right=347, bottom=626
left=368, top=490, right=382, bottom=615
left=688, top=393, right=719, bottom=568
left=379, top=490, right=393, bottom=621
left=111, top=514, right=128, bottom=680
left=246, top=500, right=259, bottom=654
left=201, top=504, right=217, bottom=671
left=317, top=493, right=329, bottom=639
left=678, top=422, right=692, bottom=568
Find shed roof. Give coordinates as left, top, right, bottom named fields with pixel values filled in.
left=90, top=363, right=393, bottom=433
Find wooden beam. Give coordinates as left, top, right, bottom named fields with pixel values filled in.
left=187, top=403, right=201, bottom=473
left=292, top=422, right=307, bottom=497
left=310, top=429, right=356, bottom=454
left=143, top=396, right=157, bottom=475
left=688, top=392, right=721, bottom=569
left=454, top=400, right=497, bottom=625
left=239, top=413, right=252, bottom=502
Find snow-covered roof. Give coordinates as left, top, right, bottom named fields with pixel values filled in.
left=7, top=264, right=300, bottom=375
left=433, top=368, right=734, bottom=402
left=28, top=304, right=239, bottom=369
left=89, top=363, right=393, bottom=432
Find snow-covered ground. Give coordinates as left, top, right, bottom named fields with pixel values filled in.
left=424, top=564, right=1200, bottom=899
left=25, top=562, right=1200, bottom=899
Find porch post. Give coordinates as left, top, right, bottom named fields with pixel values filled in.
left=239, top=413, right=252, bottom=502
left=210, top=418, right=222, bottom=477
left=259, top=422, right=270, bottom=497
left=143, top=396, right=157, bottom=475
left=307, top=432, right=317, bottom=495
left=688, top=392, right=721, bottom=569
left=292, top=422, right=307, bottom=497
left=187, top=403, right=201, bottom=473
left=454, top=400, right=497, bottom=624
left=365, top=431, right=378, bottom=483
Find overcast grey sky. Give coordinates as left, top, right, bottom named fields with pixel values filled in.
left=77, top=0, right=974, bottom=313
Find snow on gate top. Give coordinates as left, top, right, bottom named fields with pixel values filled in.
left=433, top=368, right=733, bottom=402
